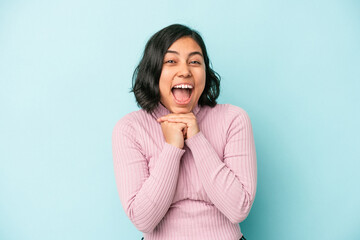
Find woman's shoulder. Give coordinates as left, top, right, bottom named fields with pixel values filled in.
left=205, top=103, right=250, bottom=118
left=211, top=104, right=253, bottom=132
left=113, top=109, right=150, bottom=131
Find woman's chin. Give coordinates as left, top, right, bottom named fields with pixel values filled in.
left=160, top=98, right=197, bottom=114
left=169, top=105, right=193, bottom=114
left=170, top=108, right=191, bottom=114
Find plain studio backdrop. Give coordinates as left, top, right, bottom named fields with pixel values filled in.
left=0, top=0, right=359, bottom=239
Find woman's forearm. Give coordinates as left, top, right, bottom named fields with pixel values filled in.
left=113, top=121, right=184, bottom=233
left=185, top=111, right=257, bottom=223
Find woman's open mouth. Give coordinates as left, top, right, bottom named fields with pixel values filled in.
left=171, top=84, right=193, bottom=105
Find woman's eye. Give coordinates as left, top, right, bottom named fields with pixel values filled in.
left=190, top=60, right=201, bottom=64
left=165, top=60, right=175, bottom=63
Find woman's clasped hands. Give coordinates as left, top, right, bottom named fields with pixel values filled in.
left=157, top=112, right=199, bottom=149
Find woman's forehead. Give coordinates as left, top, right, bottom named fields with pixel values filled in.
left=166, top=37, right=203, bottom=56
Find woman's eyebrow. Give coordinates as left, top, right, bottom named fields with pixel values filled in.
left=166, top=50, right=203, bottom=57
left=166, top=50, right=179, bottom=55
left=188, top=51, right=203, bottom=57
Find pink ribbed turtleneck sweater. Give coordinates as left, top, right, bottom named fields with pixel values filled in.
left=112, top=103, right=257, bottom=240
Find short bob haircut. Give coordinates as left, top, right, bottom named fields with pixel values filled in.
left=131, top=24, right=221, bottom=113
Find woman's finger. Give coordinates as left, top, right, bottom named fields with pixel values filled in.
left=158, top=112, right=195, bottom=120
left=159, top=117, right=187, bottom=122
left=157, top=115, right=195, bottom=123
left=158, top=113, right=200, bottom=139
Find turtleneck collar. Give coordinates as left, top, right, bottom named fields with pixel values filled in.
left=151, top=103, right=201, bottom=120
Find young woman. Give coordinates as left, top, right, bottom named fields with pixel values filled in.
left=112, top=24, right=257, bottom=240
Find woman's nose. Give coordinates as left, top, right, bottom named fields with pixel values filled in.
left=177, top=63, right=192, bottom=78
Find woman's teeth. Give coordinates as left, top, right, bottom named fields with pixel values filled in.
left=172, top=84, right=193, bottom=89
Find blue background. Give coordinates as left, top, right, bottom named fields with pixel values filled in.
left=1, top=0, right=359, bottom=239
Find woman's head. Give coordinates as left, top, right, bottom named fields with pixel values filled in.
left=131, top=24, right=220, bottom=113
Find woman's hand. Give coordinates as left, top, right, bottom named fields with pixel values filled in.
left=160, top=121, right=187, bottom=149
left=157, top=113, right=200, bottom=140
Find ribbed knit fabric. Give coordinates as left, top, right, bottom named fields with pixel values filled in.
left=112, top=103, right=257, bottom=240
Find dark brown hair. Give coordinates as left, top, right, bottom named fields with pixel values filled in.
left=131, top=24, right=221, bottom=113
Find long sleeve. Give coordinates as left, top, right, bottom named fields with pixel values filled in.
left=112, top=117, right=185, bottom=233
left=185, top=106, right=257, bottom=224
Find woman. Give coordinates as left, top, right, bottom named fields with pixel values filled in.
left=112, top=24, right=257, bottom=240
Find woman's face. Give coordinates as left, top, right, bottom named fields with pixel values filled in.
left=159, top=37, right=206, bottom=114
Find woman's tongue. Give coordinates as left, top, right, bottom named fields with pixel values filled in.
left=172, top=88, right=191, bottom=102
